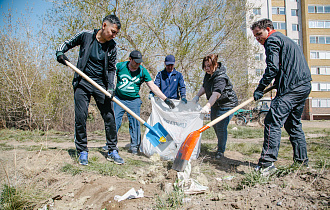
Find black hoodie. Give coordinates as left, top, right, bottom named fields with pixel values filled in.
left=202, top=62, right=238, bottom=108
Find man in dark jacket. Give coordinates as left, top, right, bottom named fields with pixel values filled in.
left=251, top=19, right=312, bottom=175
left=151, top=55, right=187, bottom=103
left=56, top=15, right=124, bottom=165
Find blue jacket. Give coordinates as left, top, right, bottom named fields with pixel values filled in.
left=154, top=69, right=186, bottom=99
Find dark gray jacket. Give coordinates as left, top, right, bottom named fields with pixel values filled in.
left=203, top=62, right=238, bottom=108
left=56, top=29, right=117, bottom=90
left=258, top=31, right=312, bottom=96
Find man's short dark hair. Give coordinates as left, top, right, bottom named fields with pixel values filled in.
left=103, top=15, right=121, bottom=29
left=251, top=18, right=274, bottom=30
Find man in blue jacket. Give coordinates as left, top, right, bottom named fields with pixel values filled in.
left=150, top=55, right=187, bottom=103
left=56, top=15, right=124, bottom=165
left=251, top=19, right=312, bottom=175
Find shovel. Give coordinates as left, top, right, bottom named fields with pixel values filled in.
left=172, top=86, right=275, bottom=172
left=65, top=61, right=174, bottom=151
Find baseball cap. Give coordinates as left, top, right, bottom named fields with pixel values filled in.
left=130, top=50, right=143, bottom=63
left=165, top=55, right=175, bottom=65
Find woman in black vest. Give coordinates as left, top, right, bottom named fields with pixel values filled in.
left=192, top=54, right=238, bottom=159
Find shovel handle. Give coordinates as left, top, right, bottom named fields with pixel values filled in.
left=65, top=61, right=146, bottom=125
left=205, top=85, right=275, bottom=128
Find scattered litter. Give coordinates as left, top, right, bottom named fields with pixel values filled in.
left=177, top=162, right=208, bottom=195
left=232, top=127, right=238, bottom=130
left=114, top=188, right=144, bottom=202
left=216, top=175, right=235, bottom=181
left=277, top=201, right=282, bottom=206
left=183, top=179, right=208, bottom=195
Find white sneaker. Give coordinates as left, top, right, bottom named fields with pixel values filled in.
left=255, top=163, right=277, bottom=176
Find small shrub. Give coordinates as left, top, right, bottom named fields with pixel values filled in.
left=0, top=184, right=33, bottom=210
left=155, top=183, right=184, bottom=209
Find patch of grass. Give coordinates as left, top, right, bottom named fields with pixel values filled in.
left=0, top=184, right=34, bottom=210
left=155, top=183, right=184, bottom=209
left=0, top=143, right=14, bottom=151
left=237, top=171, right=270, bottom=190
left=61, top=163, right=83, bottom=176
left=227, top=142, right=262, bottom=156
left=275, top=163, right=307, bottom=177
left=228, top=125, right=264, bottom=139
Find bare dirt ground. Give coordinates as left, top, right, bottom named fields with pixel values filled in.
left=0, top=120, right=329, bottom=209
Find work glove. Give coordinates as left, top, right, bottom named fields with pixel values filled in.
left=164, top=98, right=175, bottom=109
left=181, top=97, right=187, bottom=104
left=148, top=93, right=154, bottom=100
left=200, top=104, right=211, bottom=114
left=56, top=52, right=70, bottom=66
left=192, top=95, right=199, bottom=103
left=253, top=86, right=265, bottom=101
left=107, top=89, right=115, bottom=100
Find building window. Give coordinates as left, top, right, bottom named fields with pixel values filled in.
left=255, top=69, right=263, bottom=76
left=272, top=7, right=285, bottom=15
left=311, top=66, right=330, bottom=75
left=309, top=20, right=330, bottom=28
left=310, top=51, right=330, bottom=59
left=312, top=99, right=330, bottom=108
left=291, top=9, right=298, bottom=16
left=273, top=22, right=286, bottom=30
left=308, top=5, right=330, bottom=13
left=255, top=53, right=263, bottom=61
left=312, top=83, right=330, bottom=91
left=292, top=24, right=299, bottom=31
left=253, top=8, right=261, bottom=15
left=310, top=36, right=330, bottom=44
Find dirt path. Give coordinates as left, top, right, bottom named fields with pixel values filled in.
left=0, top=120, right=329, bottom=209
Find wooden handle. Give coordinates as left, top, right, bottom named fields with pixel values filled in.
left=206, top=86, right=275, bottom=128
left=66, top=61, right=146, bottom=124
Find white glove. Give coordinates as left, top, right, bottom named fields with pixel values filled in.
left=192, top=95, right=199, bottom=103
left=200, top=105, right=211, bottom=114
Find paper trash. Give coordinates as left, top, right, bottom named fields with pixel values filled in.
left=114, top=188, right=144, bottom=202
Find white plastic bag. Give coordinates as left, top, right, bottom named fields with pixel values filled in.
left=140, top=97, right=203, bottom=160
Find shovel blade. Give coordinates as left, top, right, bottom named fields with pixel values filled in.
left=146, top=122, right=174, bottom=152
left=172, top=130, right=201, bottom=172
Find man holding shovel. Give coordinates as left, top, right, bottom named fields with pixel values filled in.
left=251, top=19, right=312, bottom=175
left=56, top=15, right=124, bottom=165
left=108, top=50, right=175, bottom=155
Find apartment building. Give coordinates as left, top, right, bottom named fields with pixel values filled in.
left=246, top=0, right=330, bottom=120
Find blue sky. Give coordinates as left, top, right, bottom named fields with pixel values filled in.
left=0, top=0, right=52, bottom=30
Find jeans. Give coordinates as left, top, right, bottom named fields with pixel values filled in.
left=74, top=82, right=118, bottom=153
left=258, top=83, right=311, bottom=167
left=114, top=96, right=142, bottom=150
left=210, top=107, right=233, bottom=154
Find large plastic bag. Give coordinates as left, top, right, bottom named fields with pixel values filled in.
left=140, top=97, right=203, bottom=160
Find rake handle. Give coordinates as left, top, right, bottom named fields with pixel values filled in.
left=205, top=85, right=275, bottom=128
left=65, top=61, right=146, bottom=125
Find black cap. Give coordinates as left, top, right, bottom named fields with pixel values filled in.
left=130, top=50, right=143, bottom=63
left=165, top=55, right=175, bottom=65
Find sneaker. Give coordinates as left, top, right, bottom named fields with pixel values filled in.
left=215, top=151, right=223, bottom=159
left=102, top=145, right=109, bottom=151
left=255, top=163, right=277, bottom=176
left=79, top=151, right=88, bottom=166
left=128, top=147, right=138, bottom=155
left=107, top=150, right=124, bottom=165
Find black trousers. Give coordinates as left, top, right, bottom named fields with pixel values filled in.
left=258, top=83, right=311, bottom=167
left=74, top=81, right=118, bottom=153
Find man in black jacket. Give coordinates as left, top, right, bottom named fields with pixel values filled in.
left=251, top=19, right=312, bottom=175
left=56, top=15, right=124, bottom=166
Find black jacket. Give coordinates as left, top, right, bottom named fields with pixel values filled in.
left=56, top=29, right=117, bottom=90
left=203, top=62, right=238, bottom=108
left=258, top=31, right=312, bottom=96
